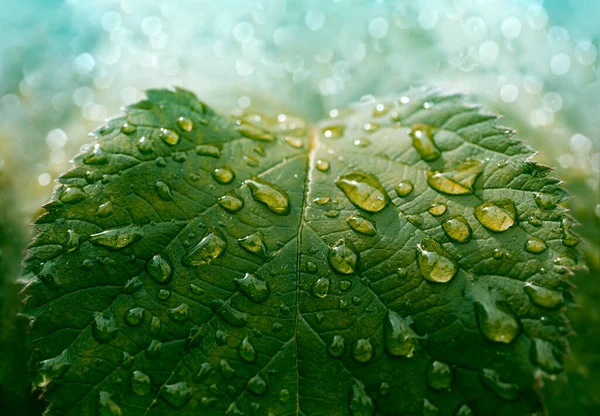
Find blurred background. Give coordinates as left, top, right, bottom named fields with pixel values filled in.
left=0, top=0, right=598, bottom=414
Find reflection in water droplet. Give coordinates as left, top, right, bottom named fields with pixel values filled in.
left=155, top=181, right=173, bottom=201
left=147, top=255, right=172, bottom=284
left=92, top=311, right=118, bottom=343
left=525, top=238, right=547, bottom=254
left=238, top=232, right=268, bottom=257
left=532, top=338, right=563, bottom=373
left=349, top=379, right=374, bottom=416
left=395, top=180, right=414, bottom=197
left=168, top=303, right=189, bottom=322
left=328, top=238, right=359, bottom=274
left=472, top=283, right=520, bottom=344
left=422, top=398, right=439, bottom=416
left=442, top=216, right=472, bottom=243
left=427, top=361, right=452, bottom=390
left=428, top=203, right=447, bottom=216
left=336, top=171, right=390, bottom=213
left=316, top=159, right=330, bottom=172
left=384, top=311, right=419, bottom=357
left=409, top=124, right=440, bottom=161
left=352, top=339, right=373, bottom=363
left=60, top=187, right=87, bottom=203
left=347, top=215, right=377, bottom=236
left=239, top=337, right=256, bottom=363
left=159, top=128, right=180, bottom=145
left=328, top=335, right=345, bottom=358
left=196, top=144, right=222, bottom=158
left=124, top=307, right=144, bottom=326
left=310, top=277, right=331, bottom=298
left=245, top=177, right=290, bottom=215
left=474, top=200, right=516, bottom=232
left=131, top=371, right=151, bottom=396
left=523, top=283, right=563, bottom=309
left=97, top=201, right=113, bottom=218
left=426, top=161, right=483, bottom=195
left=182, top=229, right=227, bottom=266
left=235, top=273, right=270, bottom=303
left=479, top=368, right=519, bottom=400
left=177, top=117, right=193, bottom=132
left=218, top=193, right=244, bottom=213
left=248, top=374, right=268, bottom=396
left=416, top=239, right=458, bottom=283
left=212, top=166, right=235, bottom=184
left=161, top=381, right=192, bottom=409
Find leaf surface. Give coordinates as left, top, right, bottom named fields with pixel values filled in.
left=22, top=88, right=583, bottom=415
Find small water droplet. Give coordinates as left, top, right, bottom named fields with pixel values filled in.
left=384, top=311, right=419, bottom=357
left=316, top=159, right=330, bottom=172
left=347, top=215, right=377, bottom=236
left=156, top=157, right=167, bottom=167
left=310, top=277, right=331, bottom=298
left=235, top=273, right=270, bottom=303
left=455, top=404, right=474, bottom=416
left=531, top=338, right=563, bottom=373
left=254, top=145, right=266, bottom=156
left=238, top=337, right=256, bottom=363
left=409, top=124, right=440, bottom=161
left=182, top=228, right=227, bottom=266
left=472, top=283, right=520, bottom=344
left=525, top=238, right=547, bottom=254
left=352, top=339, right=373, bottom=363
left=245, top=177, right=290, bottom=215
left=363, top=122, right=380, bottom=133
left=155, top=181, right=173, bottom=201
left=428, top=203, right=447, bottom=216
left=161, top=381, right=192, bottom=409
left=64, top=229, right=80, bottom=252
left=189, top=283, right=204, bottom=296
left=306, top=261, right=318, bottom=273
left=416, top=238, right=458, bottom=283
left=159, top=128, right=180, bottom=145
left=479, top=368, right=519, bottom=400
left=426, top=161, right=483, bottom=195
left=427, top=361, right=452, bottom=390
left=168, top=303, right=189, bottom=322
left=121, top=122, right=136, bottom=135
left=212, top=166, right=235, bottom=184
left=220, top=359, right=235, bottom=379
left=196, top=144, right=222, bottom=158
left=193, top=362, right=212, bottom=382
left=313, top=196, right=331, bottom=205
left=406, top=214, right=422, bottom=227
left=39, top=350, right=71, bottom=380
left=131, top=371, right=151, bottom=396
left=328, top=238, right=359, bottom=274
left=83, top=144, right=108, bottom=165
left=339, top=280, right=352, bottom=291
left=218, top=193, right=244, bottom=213
left=336, top=171, right=390, bottom=213
left=372, top=103, right=388, bottom=117
left=325, top=209, right=340, bottom=218
left=442, top=216, right=472, bottom=243
left=98, top=391, right=122, bottom=415
left=279, top=388, right=290, bottom=402
left=327, top=335, right=345, bottom=358
left=60, top=187, right=87, bottom=203
left=352, top=296, right=362, bottom=306
left=378, top=382, right=390, bottom=396
left=177, top=117, right=193, bottom=132
left=339, top=299, right=349, bottom=311
left=285, top=136, right=303, bottom=148
left=422, top=398, right=439, bottom=416
left=238, top=232, right=268, bottom=257
left=524, top=283, right=563, bottom=309
left=236, top=123, right=275, bottom=142
left=137, top=136, right=153, bottom=154
left=248, top=374, right=267, bottom=396
left=147, top=255, right=172, bottom=284
left=349, top=379, right=374, bottom=416
left=92, top=310, right=118, bottom=343
left=561, top=217, right=580, bottom=247
left=534, top=192, right=560, bottom=210
left=528, top=216, right=543, bottom=227
left=97, top=201, right=113, bottom=218
left=475, top=200, right=517, bottom=232
left=322, top=124, right=344, bottom=139
left=124, top=307, right=144, bottom=326
left=395, top=180, right=414, bottom=197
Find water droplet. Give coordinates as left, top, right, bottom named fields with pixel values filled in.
left=352, top=339, right=373, bottom=363
left=168, top=303, right=189, bottom=322
left=442, top=216, right=472, bottom=243
left=336, top=171, right=390, bottom=213
left=124, top=307, right=144, bottom=326
left=528, top=216, right=543, bottom=227
left=137, top=136, right=153, bottom=154
left=373, top=103, right=388, bottom=117
left=325, top=209, right=340, bottom=218
left=146, top=339, right=162, bottom=359
left=122, top=352, right=134, bottom=369
left=59, top=187, right=87, bottom=203
left=245, top=178, right=290, bottom=215
left=234, top=273, right=270, bottom=303
left=216, top=193, right=244, bottom=213
left=310, top=277, right=331, bottom=298
left=121, top=122, right=136, bottom=135
left=92, top=310, right=118, bottom=343
left=215, top=330, right=228, bottom=345
left=279, top=388, right=290, bottom=402
left=248, top=374, right=267, bottom=396
left=285, top=136, right=303, bottom=149
left=313, top=196, right=331, bottom=205
left=379, top=382, right=390, bottom=396
left=98, top=391, right=122, bottom=416
left=479, top=368, right=519, bottom=400
left=150, top=317, right=162, bottom=336
left=306, top=261, right=318, bottom=273
left=339, top=280, right=352, bottom=291
left=39, top=350, right=71, bottom=380
left=155, top=181, right=173, bottom=201
left=532, top=338, right=563, bottom=373
left=156, top=157, right=167, bottom=167
left=523, top=283, right=563, bottom=309
left=426, top=161, right=483, bottom=195
left=189, top=283, right=204, bottom=296
left=339, top=299, right=349, bottom=310
left=327, top=335, right=345, bottom=358
left=196, top=144, right=222, bottom=158
left=64, top=229, right=80, bottom=252
left=349, top=379, right=374, bottom=416
left=213, top=299, right=248, bottom=327
left=422, top=398, right=439, bottom=416
left=364, top=122, right=380, bottom=133
left=83, top=144, right=108, bottom=165
left=416, top=238, right=458, bottom=283
left=322, top=124, right=344, bottom=139
left=159, top=128, right=180, bottom=145
left=177, top=117, right=193, bottom=132
left=472, top=283, right=520, bottom=344
left=428, top=203, right=447, bottom=217
left=244, top=155, right=259, bottom=167
left=427, top=361, right=452, bottom=390
left=161, top=381, right=192, bottom=409
left=236, top=123, right=275, bottom=142
left=131, top=371, right=151, bottom=396
left=328, top=238, right=359, bottom=274
left=395, top=181, right=414, bottom=197
left=147, top=255, right=172, bottom=284
left=238, top=232, right=268, bottom=257
left=238, top=337, right=256, bottom=363
left=409, top=124, right=440, bottom=161
left=475, top=200, right=517, bottom=232
left=97, top=201, right=113, bottom=218
left=455, top=404, right=474, bottom=416
left=182, top=228, right=227, bottom=266
left=194, top=362, right=212, bottom=382
left=220, top=359, right=235, bottom=379
left=352, top=296, right=362, bottom=306
left=212, top=166, right=235, bottom=185
left=396, top=268, right=408, bottom=279
left=347, top=215, right=376, bottom=236
left=534, top=192, right=560, bottom=210
left=561, top=217, right=580, bottom=247
left=316, top=159, right=330, bottom=172
left=525, top=238, right=547, bottom=254
left=384, top=311, right=419, bottom=357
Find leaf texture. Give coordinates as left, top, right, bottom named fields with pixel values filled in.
left=21, top=88, right=583, bottom=415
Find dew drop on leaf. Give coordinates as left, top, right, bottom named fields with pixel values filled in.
left=91, top=227, right=142, bottom=250
left=235, top=273, right=270, bottom=303
left=347, top=215, right=377, bottom=236
left=92, top=310, right=119, bottom=343
left=131, top=371, right=151, bottom=396
left=238, top=231, right=268, bottom=257
left=534, top=192, right=560, bottom=210
left=194, top=362, right=212, bottom=383
left=352, top=339, right=373, bottom=363
left=313, top=196, right=331, bottom=205
left=212, top=166, right=235, bottom=184
left=182, top=228, right=227, bottom=266
left=196, top=144, right=222, bottom=158
left=59, top=187, right=86, bottom=203
left=327, top=335, right=346, bottom=358
left=479, top=368, right=519, bottom=400
left=147, top=255, right=172, bottom=284
left=561, top=217, right=581, bottom=247
left=146, top=339, right=162, bottom=359
left=416, top=238, right=458, bottom=283
left=472, top=283, right=520, bottom=344
left=474, top=200, right=516, bottom=232
left=408, top=124, right=440, bottom=162
left=161, top=381, right=192, bottom=409
left=168, top=303, right=189, bottom=322
left=98, top=391, right=122, bottom=416
left=426, top=160, right=483, bottom=195
left=336, top=171, right=390, bottom=213
left=523, top=283, right=563, bottom=309
left=136, top=136, right=153, bottom=154
left=159, top=128, right=180, bottom=145
left=124, top=307, right=144, bottom=326
left=245, top=177, right=290, bottom=215
left=39, top=350, right=71, bottom=380
left=284, top=136, right=303, bottom=149
left=156, top=289, right=171, bottom=301
left=306, top=261, right=318, bottom=273
left=524, top=237, right=548, bottom=254
left=339, top=280, right=352, bottom=291
left=349, top=379, right=374, bottom=416
left=422, top=398, right=439, bottom=416
left=96, top=201, right=113, bottom=218
left=155, top=181, right=173, bottom=201
left=220, top=359, right=235, bottom=379
left=316, top=159, right=330, bottom=172
left=427, top=203, right=447, bottom=217
left=120, top=122, right=136, bottom=135
left=442, top=216, right=472, bottom=243
left=531, top=337, right=563, bottom=373
left=189, top=283, right=204, bottom=296
left=177, top=116, right=193, bottom=132
left=247, top=374, right=268, bottom=396
left=238, top=337, right=256, bottom=363
left=213, top=299, right=248, bottom=327
left=218, top=193, right=244, bottom=213
left=455, top=404, right=474, bottom=416
left=426, top=361, right=452, bottom=390
left=384, top=311, right=419, bottom=358
left=65, top=229, right=80, bottom=252
left=325, top=209, right=340, bottom=218
left=395, top=180, right=414, bottom=197
left=322, top=124, right=345, bottom=139
left=310, top=277, right=331, bottom=298
left=328, top=238, right=359, bottom=275
left=378, top=382, right=390, bottom=396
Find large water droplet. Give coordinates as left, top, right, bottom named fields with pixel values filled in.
left=422, top=398, right=439, bottom=416
left=147, top=255, right=172, bottom=284
left=310, top=277, right=331, bottom=298
left=168, top=303, right=189, bottom=322
left=245, top=178, right=290, bottom=215
left=409, top=124, right=440, bottom=161
left=534, top=192, right=560, bottom=210
left=426, top=361, right=452, bottom=390
left=427, top=203, right=447, bottom=217
left=236, top=123, right=275, bottom=142
left=352, top=339, right=373, bottom=363
left=349, top=379, right=374, bottom=416
left=416, top=238, right=458, bottom=283
left=124, top=307, right=144, bottom=326
left=336, top=171, right=390, bottom=213
left=531, top=338, right=563, bottom=373
left=426, top=161, right=483, bottom=195
left=90, top=227, right=142, bottom=250
left=98, top=391, right=122, bottom=416
left=235, top=273, right=270, bottom=303
left=196, top=144, right=222, bottom=158
left=247, top=374, right=267, bottom=396
left=347, top=215, right=377, bottom=236
left=238, top=232, right=268, bottom=257
left=92, top=310, right=119, bottom=343
left=177, top=117, right=193, bottom=132
left=523, top=283, right=563, bottom=309
left=212, top=166, right=235, bottom=184
left=472, top=283, right=520, bottom=344
left=479, top=368, right=519, bottom=400
left=159, top=128, right=180, bottom=146
left=442, top=216, right=472, bottom=243
left=524, top=238, right=547, bottom=254
left=59, top=187, right=87, bottom=203
left=131, top=371, right=151, bottom=396
left=328, top=238, right=359, bottom=274
left=218, top=193, right=244, bottom=213
left=155, top=181, right=173, bottom=201
left=97, top=201, right=113, bottom=218
left=384, top=311, right=419, bottom=358
left=161, top=381, right=192, bottom=409
left=474, top=200, right=516, bottom=233
left=327, top=335, right=345, bottom=358
left=220, top=359, right=235, bottom=379
left=395, top=180, right=414, bottom=197
left=39, top=350, right=71, bottom=380
left=182, top=228, right=227, bottom=266
left=238, top=337, right=256, bottom=363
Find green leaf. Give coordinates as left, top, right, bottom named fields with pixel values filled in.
left=21, top=88, right=583, bottom=415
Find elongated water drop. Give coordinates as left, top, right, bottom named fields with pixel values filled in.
left=416, top=238, right=458, bottom=283
left=131, top=371, right=151, bottom=396
left=194, top=362, right=212, bottom=382
left=442, top=216, right=472, bottom=243
left=212, top=166, right=235, bottom=184
left=235, top=273, right=270, bottom=303
left=150, top=317, right=162, bottom=336
left=218, top=193, right=244, bottom=213
left=336, top=171, right=390, bottom=213
left=155, top=181, right=173, bottom=201
left=349, top=379, right=374, bottom=416
left=427, top=361, right=452, bottom=390
left=313, top=196, right=331, bottom=205
left=479, top=368, right=519, bottom=400
left=238, top=337, right=256, bottom=363
left=168, top=303, right=189, bottom=322
left=409, top=124, right=440, bottom=161
left=159, top=128, right=180, bottom=145
left=91, top=227, right=142, bottom=250
left=426, top=161, right=483, bottom=195
left=92, top=310, right=119, bottom=343
left=561, top=217, right=580, bottom=247
left=523, top=283, right=563, bottom=309
left=384, top=311, right=419, bottom=358
left=212, top=299, right=248, bottom=327
left=472, top=283, right=520, bottom=344
left=196, top=144, right=222, bottom=158
left=352, top=339, right=373, bottom=363
left=395, top=180, right=414, bottom=197
left=285, top=136, right=303, bottom=149
left=328, top=335, right=345, bottom=358
left=328, top=238, right=359, bottom=274
left=322, top=124, right=344, bottom=139
left=248, top=375, right=267, bottom=396
left=182, top=228, right=227, bottom=266
left=97, top=201, right=113, bottom=218
left=245, top=177, right=290, bottom=215
left=238, top=231, right=268, bottom=257
left=310, top=277, right=331, bottom=298
left=177, top=116, right=193, bottom=131
left=531, top=338, right=563, bottom=373
left=534, top=192, right=560, bottom=210
left=124, top=307, right=144, bottom=326
left=189, top=283, right=204, bottom=296
left=147, top=255, right=172, bottom=284
left=347, top=215, right=376, bottom=236
left=474, top=200, right=516, bottom=232
left=525, top=237, right=547, bottom=254
left=161, top=382, right=192, bottom=409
